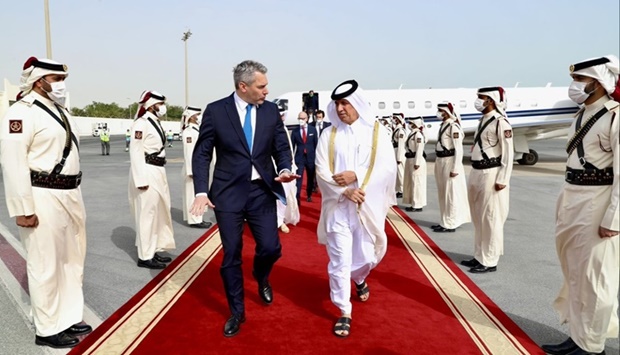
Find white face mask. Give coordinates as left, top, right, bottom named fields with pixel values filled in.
left=43, top=79, right=67, bottom=106
left=436, top=112, right=444, bottom=119
left=156, top=105, right=167, bottom=118
left=299, top=119, right=306, bottom=126
left=568, top=80, right=594, bottom=104
left=474, top=98, right=487, bottom=112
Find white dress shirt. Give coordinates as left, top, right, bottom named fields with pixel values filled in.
left=234, top=92, right=261, bottom=180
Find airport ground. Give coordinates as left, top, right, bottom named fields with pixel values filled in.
left=0, top=136, right=618, bottom=354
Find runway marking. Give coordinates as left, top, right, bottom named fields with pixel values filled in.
left=387, top=208, right=530, bottom=355
left=81, top=229, right=221, bottom=355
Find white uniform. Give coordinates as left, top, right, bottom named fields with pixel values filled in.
left=553, top=96, right=619, bottom=353
left=434, top=119, right=471, bottom=229
left=0, top=92, right=86, bottom=337
left=402, top=128, right=427, bottom=208
left=276, top=128, right=299, bottom=227
left=393, top=126, right=407, bottom=194
left=181, top=122, right=209, bottom=225
left=128, top=112, right=175, bottom=261
left=316, top=120, right=396, bottom=315
left=467, top=110, right=514, bottom=267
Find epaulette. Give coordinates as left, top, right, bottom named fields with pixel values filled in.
left=604, top=100, right=619, bottom=111
left=19, top=95, right=35, bottom=107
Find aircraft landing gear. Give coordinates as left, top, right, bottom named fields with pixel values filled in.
left=517, top=149, right=539, bottom=165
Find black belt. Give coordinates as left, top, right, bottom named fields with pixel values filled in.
left=145, top=154, right=166, bottom=166
left=405, top=151, right=427, bottom=159
left=471, top=156, right=502, bottom=170
left=30, top=170, right=82, bottom=190
left=565, top=167, right=613, bottom=186
left=392, top=142, right=398, bottom=148
left=435, top=149, right=455, bottom=158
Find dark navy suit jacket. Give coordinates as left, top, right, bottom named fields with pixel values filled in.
left=291, top=124, right=318, bottom=165
left=192, top=94, right=292, bottom=212
left=310, top=120, right=332, bottom=136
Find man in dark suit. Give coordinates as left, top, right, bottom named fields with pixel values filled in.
left=291, top=111, right=318, bottom=204
left=191, top=60, right=299, bottom=337
left=310, top=110, right=331, bottom=192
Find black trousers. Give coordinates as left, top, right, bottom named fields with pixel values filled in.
left=215, top=181, right=282, bottom=316
left=295, top=153, right=315, bottom=201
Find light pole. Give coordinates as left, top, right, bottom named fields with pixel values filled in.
left=127, top=98, right=133, bottom=119
left=44, top=0, right=53, bottom=58
left=181, top=30, right=192, bottom=107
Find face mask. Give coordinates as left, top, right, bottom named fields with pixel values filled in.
left=299, top=120, right=306, bottom=126
left=156, top=105, right=167, bottom=117
left=568, top=80, right=594, bottom=104
left=43, top=79, right=67, bottom=106
left=474, top=98, right=487, bottom=112
left=436, top=112, right=444, bottom=119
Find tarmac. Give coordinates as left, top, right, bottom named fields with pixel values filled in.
left=0, top=136, right=618, bottom=354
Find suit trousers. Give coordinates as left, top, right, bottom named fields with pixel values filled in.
left=295, top=153, right=315, bottom=201
left=215, top=180, right=282, bottom=316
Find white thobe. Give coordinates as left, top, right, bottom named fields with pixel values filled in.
left=553, top=96, right=619, bottom=353
left=467, top=110, right=514, bottom=267
left=276, top=128, right=299, bottom=227
left=182, top=123, right=212, bottom=225
left=393, top=126, right=407, bottom=193
left=434, top=119, right=471, bottom=229
left=402, top=129, right=427, bottom=208
left=128, top=112, right=175, bottom=260
left=316, top=119, right=396, bottom=315
left=0, top=92, right=86, bottom=337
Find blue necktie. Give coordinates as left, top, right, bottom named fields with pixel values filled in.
left=243, top=104, right=253, bottom=152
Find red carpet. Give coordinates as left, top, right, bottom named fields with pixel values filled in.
left=70, top=188, right=543, bottom=354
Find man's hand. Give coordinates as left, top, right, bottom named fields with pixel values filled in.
left=16, top=214, right=38, bottom=228
left=344, top=188, right=365, bottom=204
left=495, top=183, right=506, bottom=191
left=450, top=172, right=459, bottom=178
left=275, top=171, right=300, bottom=183
left=191, top=195, right=215, bottom=216
left=138, top=185, right=149, bottom=191
left=599, top=226, right=619, bottom=239
left=332, top=171, right=357, bottom=187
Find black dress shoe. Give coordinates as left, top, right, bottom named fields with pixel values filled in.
left=431, top=224, right=442, bottom=229
left=258, top=281, right=273, bottom=304
left=35, top=332, right=79, bottom=349
left=460, top=258, right=481, bottom=267
left=541, top=338, right=579, bottom=355
left=412, top=208, right=423, bottom=212
left=137, top=258, right=166, bottom=269
left=307, top=196, right=312, bottom=202
left=405, top=206, right=415, bottom=212
left=154, top=253, right=172, bottom=263
left=189, top=221, right=213, bottom=228
left=65, top=323, right=92, bottom=336
left=566, top=347, right=605, bottom=355
left=469, top=264, right=497, bottom=273
left=433, top=226, right=455, bottom=233
left=223, top=314, right=246, bottom=337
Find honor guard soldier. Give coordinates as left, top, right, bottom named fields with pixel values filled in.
left=0, top=57, right=91, bottom=348
left=128, top=91, right=175, bottom=269
left=432, top=103, right=471, bottom=232
left=181, top=106, right=212, bottom=228
left=542, top=55, right=620, bottom=355
left=402, top=117, right=427, bottom=212
left=392, top=113, right=407, bottom=198
left=461, top=87, right=514, bottom=273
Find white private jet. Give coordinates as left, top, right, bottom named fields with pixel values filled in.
left=273, top=86, right=578, bottom=165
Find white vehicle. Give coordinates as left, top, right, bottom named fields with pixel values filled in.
left=92, top=122, right=108, bottom=137
left=273, top=85, right=578, bottom=166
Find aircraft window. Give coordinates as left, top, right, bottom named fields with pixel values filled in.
left=514, top=101, right=521, bottom=107
left=424, top=101, right=432, bottom=109
left=459, top=100, right=467, bottom=108
left=273, top=98, right=288, bottom=112
left=531, top=102, right=538, bottom=107
left=408, top=101, right=415, bottom=109
left=393, top=101, right=400, bottom=109
left=378, top=102, right=386, bottom=109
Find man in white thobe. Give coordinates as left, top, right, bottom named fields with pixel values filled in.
left=402, top=117, right=427, bottom=212
left=316, top=79, right=396, bottom=337
left=181, top=106, right=213, bottom=229
left=393, top=114, right=407, bottom=198
left=433, top=102, right=471, bottom=233
left=461, top=87, right=514, bottom=273
left=129, top=90, right=175, bottom=269
left=542, top=55, right=620, bottom=355
left=0, top=57, right=91, bottom=348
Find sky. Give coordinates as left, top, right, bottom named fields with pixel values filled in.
left=1, top=0, right=618, bottom=109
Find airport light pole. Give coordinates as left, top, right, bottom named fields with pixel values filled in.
left=44, top=0, right=53, bottom=58
left=127, top=98, right=133, bottom=119
left=182, top=30, right=192, bottom=107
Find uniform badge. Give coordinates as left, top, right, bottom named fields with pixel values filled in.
left=504, top=130, right=513, bottom=138
left=453, top=132, right=459, bottom=139
left=135, top=131, right=143, bottom=140
left=186, top=137, right=192, bottom=143
left=9, top=120, right=22, bottom=134
left=416, top=138, right=422, bottom=143
left=399, top=134, right=404, bottom=138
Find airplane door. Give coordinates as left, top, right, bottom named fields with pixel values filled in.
left=301, top=92, right=319, bottom=123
